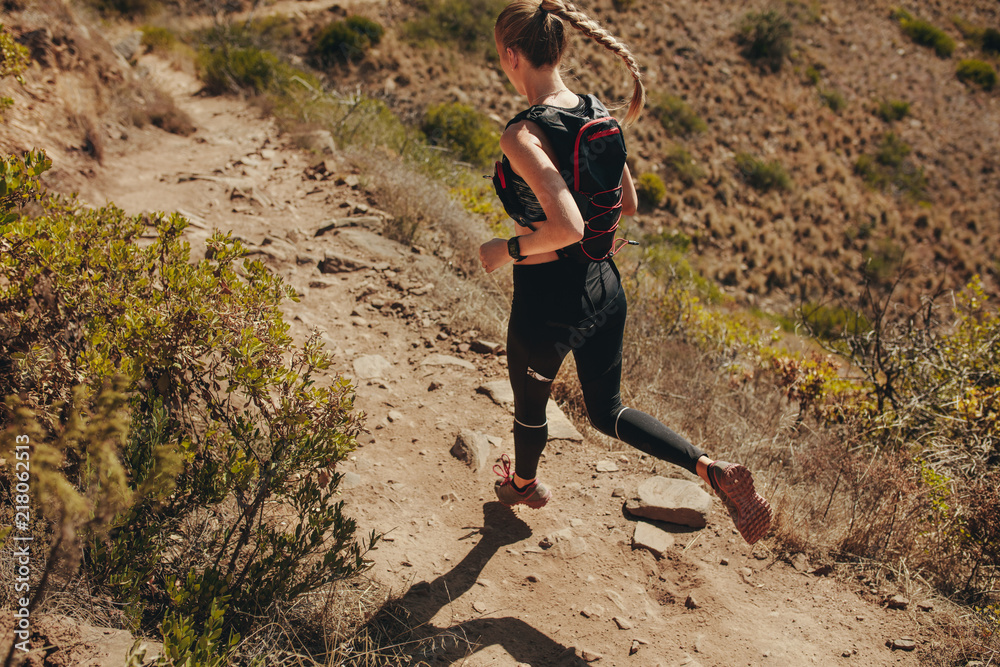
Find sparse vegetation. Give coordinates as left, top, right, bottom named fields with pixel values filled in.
left=312, top=16, right=385, bottom=66
left=402, top=0, right=508, bottom=54
left=876, top=98, right=911, bottom=122
left=85, top=0, right=160, bottom=17
left=0, top=24, right=29, bottom=115
left=421, top=101, right=499, bottom=169
left=736, top=9, right=793, bottom=72
left=735, top=152, right=791, bottom=192
left=663, top=145, right=705, bottom=186
left=957, top=59, right=998, bottom=91
left=894, top=10, right=956, bottom=58
left=649, top=93, right=707, bottom=138
left=0, top=152, right=375, bottom=665
left=818, top=87, right=847, bottom=113
left=984, top=27, right=1000, bottom=55
left=855, top=132, right=928, bottom=202
left=636, top=172, right=666, bottom=210
left=139, top=25, right=177, bottom=53
left=804, top=63, right=823, bottom=86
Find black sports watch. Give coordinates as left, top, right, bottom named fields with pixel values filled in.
left=507, top=236, right=525, bottom=261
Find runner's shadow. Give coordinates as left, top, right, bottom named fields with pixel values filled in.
left=389, top=502, right=584, bottom=666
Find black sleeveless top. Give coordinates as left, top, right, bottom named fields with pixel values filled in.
left=500, top=94, right=612, bottom=229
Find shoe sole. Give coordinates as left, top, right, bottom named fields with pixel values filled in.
left=715, top=464, right=772, bottom=545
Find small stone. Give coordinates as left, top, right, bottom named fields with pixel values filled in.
left=917, top=601, right=934, bottom=612
left=451, top=430, right=492, bottom=472
left=340, top=471, right=362, bottom=489
left=473, top=601, right=488, bottom=613
left=632, top=521, right=675, bottom=558
left=889, top=638, right=916, bottom=651
left=612, top=487, right=626, bottom=498
left=684, top=595, right=700, bottom=609
left=580, top=649, right=602, bottom=662
left=428, top=381, right=443, bottom=391
left=353, top=354, right=392, bottom=380
left=625, top=477, right=712, bottom=528
left=470, top=340, right=502, bottom=354
left=630, top=640, right=641, bottom=655
left=441, top=492, right=459, bottom=503
left=526, top=573, right=541, bottom=583
left=720, top=558, right=729, bottom=566
left=387, top=410, right=403, bottom=423
left=887, top=595, right=909, bottom=610
left=580, top=605, right=603, bottom=619
left=458, top=342, right=471, bottom=353
left=739, top=567, right=753, bottom=579
left=842, top=651, right=852, bottom=658
left=613, top=616, right=633, bottom=630
left=596, top=460, right=619, bottom=472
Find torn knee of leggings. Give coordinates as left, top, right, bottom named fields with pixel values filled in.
left=526, top=367, right=553, bottom=383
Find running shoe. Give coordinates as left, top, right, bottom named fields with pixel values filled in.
left=707, top=461, right=772, bottom=545
left=493, top=454, right=551, bottom=509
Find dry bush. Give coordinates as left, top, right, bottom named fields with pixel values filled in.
left=127, top=86, right=196, bottom=136
left=347, top=147, right=510, bottom=343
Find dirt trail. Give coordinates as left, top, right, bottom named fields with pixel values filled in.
left=80, top=54, right=936, bottom=667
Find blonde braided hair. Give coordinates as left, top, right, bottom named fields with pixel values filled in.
left=495, top=0, right=645, bottom=126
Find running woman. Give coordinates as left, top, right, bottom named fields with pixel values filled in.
left=479, top=0, right=772, bottom=544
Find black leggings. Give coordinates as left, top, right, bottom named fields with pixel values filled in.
left=507, top=257, right=706, bottom=480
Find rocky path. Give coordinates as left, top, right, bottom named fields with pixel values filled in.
left=78, top=53, right=937, bottom=667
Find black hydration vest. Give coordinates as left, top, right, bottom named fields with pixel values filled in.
left=491, top=94, right=631, bottom=263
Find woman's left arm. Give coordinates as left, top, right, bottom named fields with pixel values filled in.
left=621, top=164, right=638, bottom=216
left=480, top=121, right=584, bottom=272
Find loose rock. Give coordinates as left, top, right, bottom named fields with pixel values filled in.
left=625, top=477, right=712, bottom=528
left=596, top=460, right=619, bottom=473
left=613, top=616, right=633, bottom=630
left=450, top=430, right=491, bottom=472
left=353, top=355, right=392, bottom=380
left=889, top=638, right=916, bottom=651
left=685, top=595, right=700, bottom=609
left=887, top=595, right=909, bottom=610
left=632, top=521, right=676, bottom=558
left=420, top=353, right=476, bottom=370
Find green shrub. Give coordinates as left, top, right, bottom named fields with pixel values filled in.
left=402, top=0, right=508, bottom=54
left=197, top=46, right=289, bottom=95
left=422, top=102, right=499, bottom=169
left=139, top=25, right=177, bottom=54
left=876, top=98, right=910, bottom=122
left=983, top=27, right=1000, bottom=54
left=649, top=93, right=707, bottom=138
left=956, top=59, right=998, bottom=90
left=897, top=14, right=955, bottom=57
left=799, top=302, right=871, bottom=340
left=663, top=145, right=705, bottom=186
left=636, top=172, right=666, bottom=210
left=804, top=64, right=823, bottom=86
left=86, top=0, right=160, bottom=16
left=735, top=153, right=791, bottom=192
left=0, top=149, right=50, bottom=222
left=855, top=132, right=928, bottom=201
left=737, top=10, right=793, bottom=72
left=312, top=15, right=385, bottom=66
left=1, top=24, right=29, bottom=115
left=0, top=150, right=374, bottom=661
left=819, top=88, right=847, bottom=113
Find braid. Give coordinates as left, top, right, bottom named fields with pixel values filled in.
left=540, top=0, right=645, bottom=126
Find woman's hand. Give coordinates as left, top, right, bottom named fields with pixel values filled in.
left=479, top=237, right=513, bottom=273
